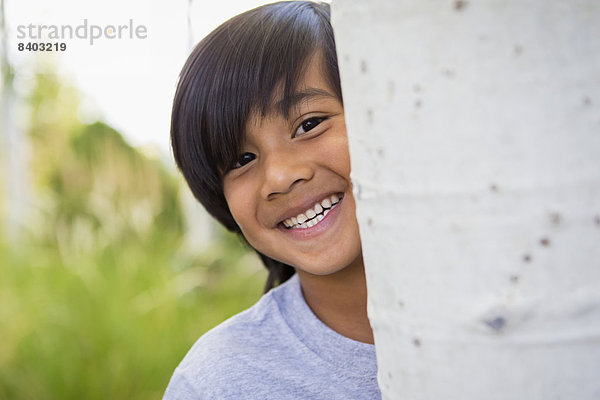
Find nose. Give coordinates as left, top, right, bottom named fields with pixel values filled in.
left=260, top=148, right=314, bottom=199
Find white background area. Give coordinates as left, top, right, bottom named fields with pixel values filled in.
left=5, top=0, right=282, bottom=161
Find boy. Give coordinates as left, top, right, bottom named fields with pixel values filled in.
left=165, top=2, right=380, bottom=399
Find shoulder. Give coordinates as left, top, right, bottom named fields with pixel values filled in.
left=163, top=275, right=382, bottom=400
left=163, top=285, right=292, bottom=399
left=182, top=291, right=285, bottom=367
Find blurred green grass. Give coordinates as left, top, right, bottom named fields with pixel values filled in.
left=0, top=229, right=265, bottom=400
left=0, top=67, right=265, bottom=399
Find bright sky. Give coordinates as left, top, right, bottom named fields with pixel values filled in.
left=5, top=0, right=281, bottom=160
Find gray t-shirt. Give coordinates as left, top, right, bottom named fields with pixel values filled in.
left=163, top=274, right=381, bottom=399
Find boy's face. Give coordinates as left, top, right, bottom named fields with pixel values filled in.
left=223, top=59, right=362, bottom=276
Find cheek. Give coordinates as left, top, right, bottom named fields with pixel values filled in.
left=223, top=178, right=270, bottom=255
left=223, top=179, right=252, bottom=231
left=320, top=132, right=352, bottom=179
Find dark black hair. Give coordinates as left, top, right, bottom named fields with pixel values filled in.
left=171, top=1, right=342, bottom=292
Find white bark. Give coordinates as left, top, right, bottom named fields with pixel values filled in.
left=331, top=1, right=600, bottom=399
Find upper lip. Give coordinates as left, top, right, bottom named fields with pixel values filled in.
left=270, top=191, right=344, bottom=227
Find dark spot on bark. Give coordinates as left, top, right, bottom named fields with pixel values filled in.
left=377, top=148, right=384, bottom=157
left=398, top=301, right=404, bottom=308
left=344, top=54, right=350, bottom=62
left=413, top=84, right=422, bottom=93
left=549, top=212, right=562, bottom=226
left=414, top=99, right=422, bottom=109
left=523, top=254, right=532, bottom=263
left=484, top=316, right=506, bottom=331
left=514, top=45, right=523, bottom=55
left=367, top=218, right=373, bottom=226
left=354, top=183, right=362, bottom=200
left=361, top=59, right=368, bottom=74
left=367, top=109, right=373, bottom=124
left=510, top=275, right=519, bottom=284
left=413, top=338, right=421, bottom=347
left=442, top=68, right=455, bottom=78
left=540, top=237, right=550, bottom=247
left=595, top=215, right=600, bottom=226
left=583, top=97, right=592, bottom=107
left=388, top=372, right=393, bottom=378
left=490, top=184, right=499, bottom=192
left=454, top=0, right=468, bottom=11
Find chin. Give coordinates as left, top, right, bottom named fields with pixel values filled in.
left=292, top=246, right=363, bottom=277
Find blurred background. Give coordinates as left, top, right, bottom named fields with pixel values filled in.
left=0, top=0, right=289, bottom=398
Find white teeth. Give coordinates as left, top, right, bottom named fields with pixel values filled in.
left=314, top=203, right=323, bottom=214
left=282, top=193, right=343, bottom=230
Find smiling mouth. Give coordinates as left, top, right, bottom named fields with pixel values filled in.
left=282, top=193, right=343, bottom=229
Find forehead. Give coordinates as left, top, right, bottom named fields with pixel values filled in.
left=264, top=56, right=339, bottom=119
left=294, top=56, right=334, bottom=95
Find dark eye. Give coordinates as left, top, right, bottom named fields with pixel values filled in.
left=294, top=116, right=327, bottom=137
left=233, top=152, right=256, bottom=169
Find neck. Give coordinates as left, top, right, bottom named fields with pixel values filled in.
left=295, top=256, right=374, bottom=344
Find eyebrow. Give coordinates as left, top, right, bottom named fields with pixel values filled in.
left=272, top=87, right=336, bottom=116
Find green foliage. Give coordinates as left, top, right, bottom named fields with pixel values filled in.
left=26, top=72, right=184, bottom=248
left=0, top=69, right=265, bottom=399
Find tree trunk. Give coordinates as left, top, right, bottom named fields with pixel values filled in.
left=332, top=1, right=600, bottom=399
